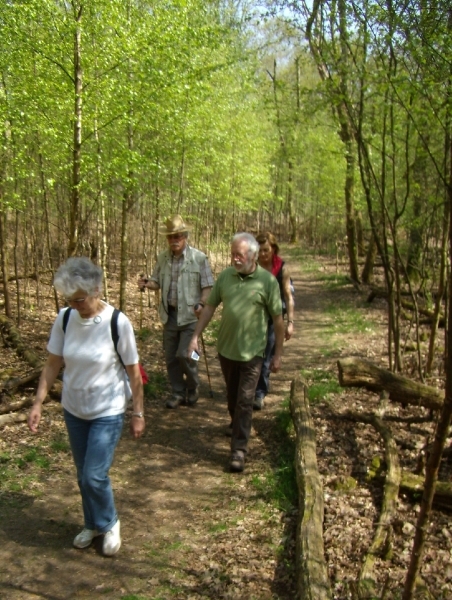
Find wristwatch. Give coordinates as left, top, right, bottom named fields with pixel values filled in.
left=132, top=412, right=144, bottom=418
left=194, top=302, right=205, bottom=311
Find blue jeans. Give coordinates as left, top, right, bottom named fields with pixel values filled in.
left=255, top=320, right=275, bottom=400
left=64, top=409, right=124, bottom=533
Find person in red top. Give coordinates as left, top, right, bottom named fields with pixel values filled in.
left=254, top=232, right=295, bottom=409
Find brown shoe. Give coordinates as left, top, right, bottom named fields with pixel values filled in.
left=230, top=451, right=245, bottom=473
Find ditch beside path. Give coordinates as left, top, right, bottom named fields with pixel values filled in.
left=0, top=249, right=327, bottom=600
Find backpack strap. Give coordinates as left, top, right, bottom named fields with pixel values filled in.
left=62, top=307, right=72, bottom=333
left=62, top=306, right=125, bottom=368
left=110, top=308, right=126, bottom=369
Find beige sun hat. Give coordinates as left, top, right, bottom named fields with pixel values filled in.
left=159, top=215, right=192, bottom=235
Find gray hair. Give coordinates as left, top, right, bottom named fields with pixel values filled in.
left=53, top=257, right=103, bottom=297
left=232, top=232, right=259, bottom=258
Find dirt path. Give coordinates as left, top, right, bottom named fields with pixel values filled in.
left=2, top=250, right=449, bottom=599
left=0, top=249, right=313, bottom=600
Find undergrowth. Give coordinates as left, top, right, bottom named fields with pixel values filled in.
left=251, top=398, right=297, bottom=512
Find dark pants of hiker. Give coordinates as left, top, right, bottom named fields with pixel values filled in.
left=255, top=319, right=275, bottom=401
left=218, top=354, right=263, bottom=454
left=163, top=307, right=199, bottom=396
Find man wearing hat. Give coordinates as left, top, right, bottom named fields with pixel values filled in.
left=138, top=215, right=214, bottom=408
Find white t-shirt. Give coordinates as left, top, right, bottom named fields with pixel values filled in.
left=47, top=302, right=139, bottom=420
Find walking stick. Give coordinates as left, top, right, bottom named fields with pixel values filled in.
left=200, top=333, right=214, bottom=398
left=139, top=274, right=144, bottom=331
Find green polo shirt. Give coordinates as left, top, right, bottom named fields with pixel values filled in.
left=207, top=265, right=282, bottom=361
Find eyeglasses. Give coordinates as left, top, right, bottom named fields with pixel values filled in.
left=65, top=296, right=87, bottom=304
left=167, top=233, right=184, bottom=241
left=231, top=252, right=248, bottom=260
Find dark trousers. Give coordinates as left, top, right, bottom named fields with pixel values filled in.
left=255, top=319, right=275, bottom=400
left=219, top=354, right=263, bottom=454
left=163, top=308, right=198, bottom=396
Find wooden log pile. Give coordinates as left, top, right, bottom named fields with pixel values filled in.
left=290, top=359, right=450, bottom=598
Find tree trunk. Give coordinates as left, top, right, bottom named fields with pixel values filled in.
left=403, top=55, right=452, bottom=598
left=361, top=234, right=377, bottom=284
left=0, top=209, right=12, bottom=317
left=67, top=1, right=83, bottom=257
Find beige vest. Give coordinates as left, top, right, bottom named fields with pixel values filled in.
left=157, top=246, right=207, bottom=326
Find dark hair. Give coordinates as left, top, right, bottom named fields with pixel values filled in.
left=256, top=232, right=279, bottom=255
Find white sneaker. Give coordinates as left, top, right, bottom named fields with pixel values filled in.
left=103, top=520, right=121, bottom=556
left=73, top=528, right=99, bottom=549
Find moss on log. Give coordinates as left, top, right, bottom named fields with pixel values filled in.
left=290, top=375, right=332, bottom=600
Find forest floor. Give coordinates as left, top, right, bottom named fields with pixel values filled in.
left=0, top=247, right=451, bottom=600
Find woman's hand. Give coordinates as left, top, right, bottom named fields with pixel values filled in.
left=28, top=353, right=63, bottom=433
left=130, top=415, right=145, bottom=439
left=125, top=363, right=145, bottom=439
left=28, top=404, right=42, bottom=433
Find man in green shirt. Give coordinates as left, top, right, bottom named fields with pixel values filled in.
left=188, top=232, right=284, bottom=473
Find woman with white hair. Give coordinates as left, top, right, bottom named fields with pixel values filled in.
left=28, top=257, right=144, bottom=556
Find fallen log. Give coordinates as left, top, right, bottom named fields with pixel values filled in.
left=0, top=315, right=43, bottom=369
left=342, top=411, right=401, bottom=597
left=337, top=357, right=443, bottom=410
left=400, top=471, right=452, bottom=510
left=1, top=367, right=42, bottom=395
left=290, top=375, right=332, bottom=600
left=0, top=396, right=62, bottom=428
left=0, top=381, right=62, bottom=415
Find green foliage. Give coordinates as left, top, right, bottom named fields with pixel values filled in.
left=324, top=298, right=375, bottom=335
left=0, top=442, right=60, bottom=493
left=302, top=369, right=342, bottom=404
left=50, top=434, right=70, bottom=454
left=203, top=318, right=221, bottom=346
left=250, top=398, right=297, bottom=511
left=318, top=273, right=351, bottom=289
left=144, top=372, right=167, bottom=399
left=16, top=448, right=49, bottom=470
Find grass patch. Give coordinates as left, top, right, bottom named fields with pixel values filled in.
left=144, top=371, right=167, bottom=399
left=302, top=368, right=342, bottom=403
left=17, top=447, right=50, bottom=469
left=324, top=300, right=375, bottom=335
left=209, top=522, right=228, bottom=533
left=250, top=398, right=297, bottom=511
left=319, top=273, right=351, bottom=289
left=1, top=435, right=72, bottom=495
left=50, top=434, right=70, bottom=453
left=294, top=255, right=322, bottom=274
left=0, top=452, right=11, bottom=464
